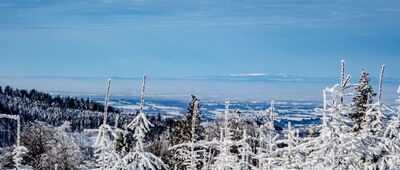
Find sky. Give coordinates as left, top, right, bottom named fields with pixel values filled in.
left=0, top=0, right=400, bottom=79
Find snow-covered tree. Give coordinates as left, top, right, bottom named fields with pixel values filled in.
left=115, top=111, right=167, bottom=169
left=237, top=129, right=255, bottom=170
left=212, top=102, right=239, bottom=170
left=305, top=91, right=338, bottom=168
left=275, top=122, right=303, bottom=169
left=350, top=69, right=376, bottom=132
left=362, top=65, right=389, bottom=135
left=50, top=121, right=84, bottom=170
left=172, top=95, right=204, bottom=145
left=90, top=124, right=122, bottom=169
left=360, top=65, right=399, bottom=169
left=384, top=86, right=400, bottom=168
left=115, top=75, right=168, bottom=170
left=170, top=95, right=206, bottom=168
left=301, top=86, right=366, bottom=169
left=169, top=97, right=208, bottom=170
left=20, top=121, right=83, bottom=169
left=210, top=102, right=253, bottom=170
left=381, top=96, right=400, bottom=169
left=255, top=100, right=280, bottom=170
left=87, top=79, right=122, bottom=169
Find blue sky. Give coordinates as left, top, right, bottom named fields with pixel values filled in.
left=0, top=0, right=400, bottom=78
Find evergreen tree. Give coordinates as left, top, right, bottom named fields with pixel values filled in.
left=92, top=124, right=121, bottom=169
left=186, top=95, right=204, bottom=142
left=380, top=98, right=400, bottom=169
left=115, top=75, right=167, bottom=170
left=212, top=102, right=239, bottom=170
left=277, top=122, right=301, bottom=169
left=172, top=95, right=204, bottom=145
left=115, top=111, right=167, bottom=169
left=350, top=69, right=376, bottom=132
left=256, top=100, right=280, bottom=170
left=170, top=95, right=205, bottom=168
left=169, top=98, right=208, bottom=170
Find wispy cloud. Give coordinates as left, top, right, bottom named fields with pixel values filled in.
left=229, top=73, right=267, bottom=77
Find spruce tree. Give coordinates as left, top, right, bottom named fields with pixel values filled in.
left=170, top=95, right=205, bottom=169
left=186, top=95, right=204, bottom=141
left=172, top=95, right=204, bottom=145
left=350, top=69, right=376, bottom=132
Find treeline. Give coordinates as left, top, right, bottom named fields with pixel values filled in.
left=0, top=86, right=120, bottom=114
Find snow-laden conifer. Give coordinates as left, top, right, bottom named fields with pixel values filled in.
left=301, top=87, right=365, bottom=169
left=168, top=97, right=207, bottom=170
left=170, top=95, right=205, bottom=169
left=255, top=100, right=279, bottom=170
left=87, top=79, right=122, bottom=169
left=237, top=129, right=255, bottom=170
left=351, top=69, right=376, bottom=132
left=360, top=65, right=398, bottom=169
left=362, top=65, right=391, bottom=135
left=211, top=102, right=252, bottom=170
left=381, top=87, right=400, bottom=169
left=116, top=75, right=168, bottom=170
left=91, top=124, right=122, bottom=169
left=275, top=122, right=302, bottom=169
left=212, top=102, right=239, bottom=170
